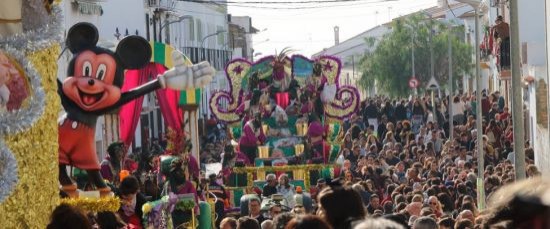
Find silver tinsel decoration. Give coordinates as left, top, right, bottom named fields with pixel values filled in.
left=0, top=140, right=17, bottom=203
left=0, top=4, right=62, bottom=202
left=0, top=5, right=63, bottom=52
left=0, top=46, right=46, bottom=136
left=0, top=4, right=62, bottom=136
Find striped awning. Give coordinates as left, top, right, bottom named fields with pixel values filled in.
left=179, top=88, right=202, bottom=105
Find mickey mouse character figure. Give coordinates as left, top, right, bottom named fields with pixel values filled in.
left=58, top=23, right=214, bottom=197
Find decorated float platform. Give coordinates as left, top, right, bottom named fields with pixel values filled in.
left=208, top=50, right=362, bottom=209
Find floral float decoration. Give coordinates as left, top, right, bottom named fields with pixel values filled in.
left=141, top=191, right=197, bottom=228
left=209, top=51, right=360, bottom=124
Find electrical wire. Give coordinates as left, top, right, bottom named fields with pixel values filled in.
left=229, top=1, right=436, bottom=20
left=178, top=0, right=395, bottom=4
left=446, top=0, right=457, bottom=18
left=218, top=1, right=394, bottom=10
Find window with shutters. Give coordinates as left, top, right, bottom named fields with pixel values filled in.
left=188, top=18, right=195, bottom=41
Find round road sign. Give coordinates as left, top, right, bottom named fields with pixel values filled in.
left=409, top=77, right=419, bottom=89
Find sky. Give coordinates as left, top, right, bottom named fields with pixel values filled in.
left=228, top=0, right=438, bottom=58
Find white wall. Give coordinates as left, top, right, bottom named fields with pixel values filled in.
left=165, top=2, right=228, bottom=119
left=231, top=16, right=254, bottom=59
left=170, top=2, right=228, bottom=51
left=519, top=0, right=549, bottom=174
left=540, top=0, right=550, bottom=176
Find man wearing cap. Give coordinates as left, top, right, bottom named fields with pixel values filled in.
left=493, top=15, right=510, bottom=69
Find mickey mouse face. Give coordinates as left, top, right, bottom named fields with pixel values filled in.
left=62, top=50, right=121, bottom=111
left=62, top=22, right=151, bottom=112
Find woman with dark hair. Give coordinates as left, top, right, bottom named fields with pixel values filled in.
left=437, top=193, right=455, bottom=214
left=342, top=132, right=353, bottom=151
left=47, top=204, right=91, bottom=229
left=96, top=211, right=127, bottom=229
left=117, top=176, right=147, bottom=228
left=317, top=186, right=365, bottom=229
left=485, top=119, right=502, bottom=149
left=239, top=114, right=265, bottom=164
left=285, top=215, right=332, bottom=229
left=277, top=174, right=296, bottom=208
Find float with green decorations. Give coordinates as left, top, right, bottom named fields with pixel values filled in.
left=209, top=49, right=361, bottom=208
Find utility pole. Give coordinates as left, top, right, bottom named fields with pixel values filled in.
left=412, top=29, right=417, bottom=95
left=429, top=15, right=438, bottom=125
left=448, top=22, right=454, bottom=142
left=474, top=8, right=485, bottom=210
left=510, top=0, right=526, bottom=180
left=430, top=15, right=435, bottom=86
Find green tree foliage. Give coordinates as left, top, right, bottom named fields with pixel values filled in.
left=358, top=13, right=473, bottom=97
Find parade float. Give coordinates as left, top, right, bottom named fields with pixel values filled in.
left=0, top=1, right=216, bottom=228
left=209, top=49, right=361, bottom=208
left=0, top=1, right=64, bottom=227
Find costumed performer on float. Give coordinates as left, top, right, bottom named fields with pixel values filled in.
left=100, top=142, right=125, bottom=184
left=306, top=118, right=330, bottom=164
left=161, top=157, right=200, bottom=227
left=58, top=22, right=214, bottom=197
left=239, top=113, right=265, bottom=165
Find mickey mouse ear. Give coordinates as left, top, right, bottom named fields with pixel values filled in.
left=66, top=22, right=99, bottom=54
left=116, top=36, right=152, bottom=69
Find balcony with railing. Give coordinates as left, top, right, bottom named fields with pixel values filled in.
left=145, top=0, right=175, bottom=11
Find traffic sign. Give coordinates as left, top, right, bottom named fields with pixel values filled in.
left=409, top=77, right=419, bottom=89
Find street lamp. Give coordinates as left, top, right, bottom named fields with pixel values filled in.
left=248, top=28, right=267, bottom=35
left=252, top=52, right=263, bottom=61
left=200, top=29, right=227, bottom=117
left=420, top=10, right=439, bottom=126
left=201, top=29, right=227, bottom=61
left=254, top=38, right=270, bottom=46
left=159, top=15, right=193, bottom=44
left=455, top=0, right=485, bottom=210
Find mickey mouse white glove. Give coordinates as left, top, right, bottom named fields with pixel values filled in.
left=159, top=50, right=215, bottom=90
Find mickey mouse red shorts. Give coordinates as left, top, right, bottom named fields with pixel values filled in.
left=58, top=118, right=100, bottom=170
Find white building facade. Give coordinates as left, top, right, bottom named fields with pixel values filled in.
left=312, top=25, right=391, bottom=100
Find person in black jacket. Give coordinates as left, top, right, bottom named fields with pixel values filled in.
left=262, top=173, right=278, bottom=198
left=364, top=100, right=380, bottom=130
left=395, top=100, right=408, bottom=121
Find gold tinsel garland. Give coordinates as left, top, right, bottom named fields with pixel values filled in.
left=232, top=164, right=338, bottom=190
left=59, top=197, right=121, bottom=213
left=231, top=164, right=337, bottom=174
left=0, top=45, right=61, bottom=228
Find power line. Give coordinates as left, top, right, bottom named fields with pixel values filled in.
left=226, top=1, right=435, bottom=21
left=220, top=0, right=393, bottom=10
left=179, top=0, right=395, bottom=4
